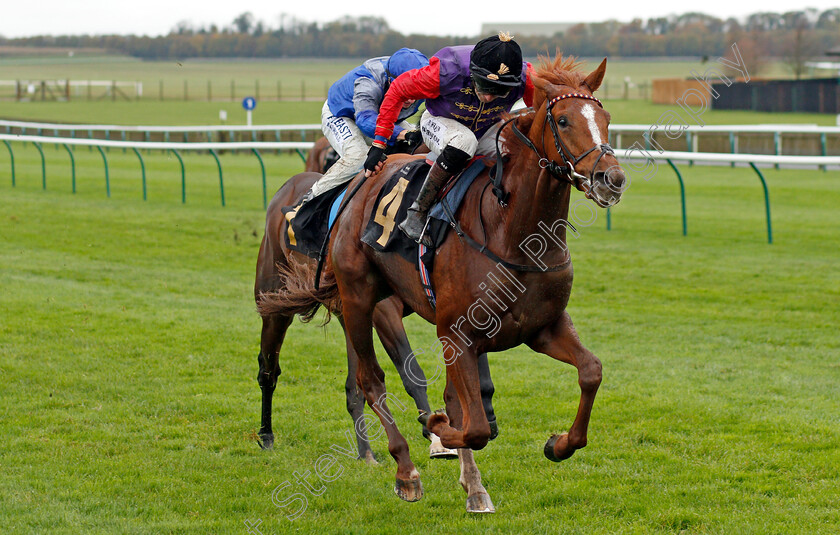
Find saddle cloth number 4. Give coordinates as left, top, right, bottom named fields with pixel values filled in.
left=374, top=177, right=410, bottom=246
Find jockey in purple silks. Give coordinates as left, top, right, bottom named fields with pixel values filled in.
left=363, top=33, right=535, bottom=245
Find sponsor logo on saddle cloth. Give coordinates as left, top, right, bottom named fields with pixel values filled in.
left=360, top=157, right=489, bottom=264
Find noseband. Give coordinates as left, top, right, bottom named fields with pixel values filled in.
left=492, top=92, right=614, bottom=205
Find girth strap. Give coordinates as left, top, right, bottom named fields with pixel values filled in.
left=438, top=197, right=570, bottom=273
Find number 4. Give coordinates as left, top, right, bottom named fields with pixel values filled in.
left=374, top=177, right=410, bottom=246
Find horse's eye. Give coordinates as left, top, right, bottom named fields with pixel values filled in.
left=557, top=116, right=568, bottom=127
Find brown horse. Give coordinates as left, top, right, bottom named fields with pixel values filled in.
left=256, top=142, right=498, bottom=461
left=259, top=55, right=626, bottom=511
left=304, top=137, right=340, bottom=174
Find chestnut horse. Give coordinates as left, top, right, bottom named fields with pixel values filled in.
left=256, top=139, right=497, bottom=461
left=303, top=136, right=339, bottom=174
left=259, top=55, right=626, bottom=512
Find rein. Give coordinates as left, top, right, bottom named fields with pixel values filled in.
left=451, top=93, right=615, bottom=272
left=313, top=173, right=371, bottom=289
left=438, top=188, right=571, bottom=273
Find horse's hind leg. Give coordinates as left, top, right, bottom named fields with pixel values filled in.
left=339, top=318, right=376, bottom=464
left=372, top=298, right=459, bottom=458
left=257, top=313, right=293, bottom=450
left=477, top=353, right=498, bottom=440
left=372, top=297, right=432, bottom=437
left=458, top=448, right=495, bottom=513
left=336, top=263, right=421, bottom=501
left=527, top=311, right=602, bottom=462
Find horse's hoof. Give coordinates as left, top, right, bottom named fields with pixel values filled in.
left=361, top=450, right=379, bottom=465
left=544, top=433, right=575, bottom=462
left=394, top=477, right=423, bottom=502
left=427, top=411, right=450, bottom=434
left=429, top=433, right=458, bottom=459
left=466, top=492, right=496, bottom=513
left=258, top=433, right=274, bottom=450
left=488, top=419, right=499, bottom=441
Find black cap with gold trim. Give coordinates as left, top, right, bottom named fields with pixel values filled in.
left=469, top=32, right=523, bottom=88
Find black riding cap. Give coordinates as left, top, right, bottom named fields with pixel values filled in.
left=469, top=32, right=523, bottom=87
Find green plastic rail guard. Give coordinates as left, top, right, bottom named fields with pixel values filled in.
left=252, top=148, right=267, bottom=209
left=132, top=148, right=147, bottom=201
left=62, top=144, right=76, bottom=193
left=3, top=140, right=14, bottom=186
left=96, top=145, right=110, bottom=197
left=666, top=159, right=688, bottom=236
left=748, top=162, right=773, bottom=244
left=170, top=149, right=185, bottom=204
left=209, top=149, right=224, bottom=207
left=33, top=142, right=46, bottom=190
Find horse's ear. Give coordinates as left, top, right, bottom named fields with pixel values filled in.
left=531, top=74, right=551, bottom=108
left=583, top=58, right=607, bottom=93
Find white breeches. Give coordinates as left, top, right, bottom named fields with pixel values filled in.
left=311, top=100, right=412, bottom=197
left=418, top=110, right=501, bottom=161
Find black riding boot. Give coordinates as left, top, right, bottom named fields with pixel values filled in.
left=398, top=162, right=452, bottom=244
left=399, top=146, right=471, bottom=245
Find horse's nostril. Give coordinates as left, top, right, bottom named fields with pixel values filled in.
left=604, top=169, right=626, bottom=191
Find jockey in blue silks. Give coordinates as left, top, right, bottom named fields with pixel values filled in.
left=300, top=48, right=429, bottom=205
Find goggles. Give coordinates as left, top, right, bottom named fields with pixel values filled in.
left=471, top=75, right=511, bottom=98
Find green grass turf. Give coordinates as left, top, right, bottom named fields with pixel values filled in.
left=1, top=55, right=835, bottom=126
left=1, top=98, right=835, bottom=128
left=1, top=142, right=839, bottom=533
left=0, top=56, right=358, bottom=101
left=0, top=54, right=797, bottom=101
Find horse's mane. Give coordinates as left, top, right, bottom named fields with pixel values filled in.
left=534, top=53, right=585, bottom=89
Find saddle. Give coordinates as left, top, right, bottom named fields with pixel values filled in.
left=281, top=183, right=349, bottom=259
left=360, top=157, right=488, bottom=262
left=283, top=157, right=488, bottom=307
left=360, top=157, right=489, bottom=308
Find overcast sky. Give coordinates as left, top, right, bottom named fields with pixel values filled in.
left=1, top=1, right=838, bottom=38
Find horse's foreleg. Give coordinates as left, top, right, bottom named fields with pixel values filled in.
left=340, top=281, right=422, bottom=502
left=458, top=448, right=495, bottom=513
left=426, top=338, right=491, bottom=451
left=442, top=379, right=494, bottom=512
left=339, top=318, right=376, bottom=464
left=257, top=314, right=293, bottom=450
left=527, top=311, right=602, bottom=462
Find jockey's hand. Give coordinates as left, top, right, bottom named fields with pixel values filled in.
left=364, top=144, right=387, bottom=177
left=404, top=130, right=423, bottom=148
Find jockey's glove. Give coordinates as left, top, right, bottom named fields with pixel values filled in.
left=364, top=143, right=388, bottom=174
left=404, top=130, right=423, bottom=148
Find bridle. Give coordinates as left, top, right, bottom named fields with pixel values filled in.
left=492, top=92, right=614, bottom=205
left=437, top=91, right=614, bottom=273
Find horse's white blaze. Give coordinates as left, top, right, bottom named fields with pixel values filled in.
left=581, top=104, right=602, bottom=145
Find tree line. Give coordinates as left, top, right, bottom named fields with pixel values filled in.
left=2, top=9, right=838, bottom=72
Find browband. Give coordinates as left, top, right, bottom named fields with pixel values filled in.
left=547, top=92, right=603, bottom=108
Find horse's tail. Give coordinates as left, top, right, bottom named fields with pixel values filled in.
left=256, top=261, right=341, bottom=324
